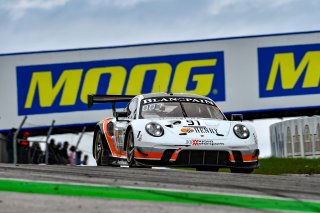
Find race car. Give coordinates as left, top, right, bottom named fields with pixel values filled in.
left=88, top=93, right=259, bottom=173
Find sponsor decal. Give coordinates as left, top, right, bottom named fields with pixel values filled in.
left=180, top=127, right=194, bottom=133
left=142, top=97, right=215, bottom=105
left=194, top=126, right=215, bottom=134
left=192, top=140, right=199, bottom=146
left=186, top=139, right=224, bottom=146
left=137, top=131, right=143, bottom=141
left=258, top=43, right=320, bottom=98
left=183, top=126, right=224, bottom=136
left=179, top=126, right=224, bottom=136
left=16, top=52, right=225, bottom=115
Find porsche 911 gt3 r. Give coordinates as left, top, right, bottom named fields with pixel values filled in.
left=88, top=93, right=259, bottom=173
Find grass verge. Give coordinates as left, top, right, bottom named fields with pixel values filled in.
left=176, top=158, right=320, bottom=175
left=253, top=157, right=320, bottom=175
left=0, top=179, right=320, bottom=212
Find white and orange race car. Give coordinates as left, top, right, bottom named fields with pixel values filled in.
left=88, top=93, right=259, bottom=173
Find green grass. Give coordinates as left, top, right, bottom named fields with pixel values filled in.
left=1, top=179, right=320, bottom=213
left=175, top=158, right=320, bottom=175
left=253, top=157, right=320, bottom=175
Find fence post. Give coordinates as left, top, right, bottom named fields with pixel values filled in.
left=13, top=116, right=27, bottom=164
left=76, top=126, right=86, bottom=150
left=45, top=120, right=55, bottom=165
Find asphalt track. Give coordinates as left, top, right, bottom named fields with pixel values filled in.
left=0, top=164, right=319, bottom=213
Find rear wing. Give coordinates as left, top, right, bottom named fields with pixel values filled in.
left=87, top=95, right=135, bottom=118
left=87, top=95, right=135, bottom=108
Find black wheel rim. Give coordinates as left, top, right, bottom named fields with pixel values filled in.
left=95, top=133, right=102, bottom=161
left=127, top=132, right=134, bottom=163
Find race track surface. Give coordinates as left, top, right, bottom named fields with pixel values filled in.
left=0, top=164, right=319, bottom=213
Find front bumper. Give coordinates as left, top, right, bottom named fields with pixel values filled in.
left=134, top=148, right=260, bottom=168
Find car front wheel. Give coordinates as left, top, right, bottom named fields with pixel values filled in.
left=126, top=130, right=136, bottom=167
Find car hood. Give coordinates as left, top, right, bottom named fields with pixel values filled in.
left=146, top=118, right=232, bottom=138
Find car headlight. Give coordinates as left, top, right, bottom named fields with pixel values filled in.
left=233, top=124, right=250, bottom=139
left=145, top=122, right=164, bottom=137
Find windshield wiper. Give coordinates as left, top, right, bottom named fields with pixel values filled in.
left=179, top=102, right=188, bottom=118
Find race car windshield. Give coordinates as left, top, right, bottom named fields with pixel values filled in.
left=140, top=102, right=225, bottom=120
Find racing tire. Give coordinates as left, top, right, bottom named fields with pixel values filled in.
left=94, top=130, right=112, bottom=166
left=126, top=130, right=136, bottom=168
left=196, top=166, right=219, bottom=172
left=230, top=168, right=254, bottom=174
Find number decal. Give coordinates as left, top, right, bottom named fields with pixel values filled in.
left=187, top=120, right=194, bottom=125
left=142, top=103, right=163, bottom=111
left=187, top=120, right=200, bottom=126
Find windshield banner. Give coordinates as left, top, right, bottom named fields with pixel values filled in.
left=142, top=97, right=215, bottom=105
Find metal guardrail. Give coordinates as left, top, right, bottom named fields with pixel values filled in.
left=11, top=117, right=87, bottom=165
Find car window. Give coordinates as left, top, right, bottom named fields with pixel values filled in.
left=182, top=103, right=225, bottom=120
left=128, top=98, right=138, bottom=119
left=140, top=100, right=225, bottom=120
left=141, top=102, right=184, bottom=118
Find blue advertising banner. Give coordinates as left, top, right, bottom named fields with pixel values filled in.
left=258, top=43, right=320, bottom=98
left=17, top=52, right=225, bottom=115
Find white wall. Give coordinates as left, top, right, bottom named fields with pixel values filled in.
left=270, top=116, right=320, bottom=158
left=0, top=31, right=320, bottom=131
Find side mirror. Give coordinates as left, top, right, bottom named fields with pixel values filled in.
left=231, top=114, right=243, bottom=122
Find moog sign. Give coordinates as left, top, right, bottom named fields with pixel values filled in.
left=258, top=43, right=320, bottom=98
left=17, top=52, right=225, bottom=115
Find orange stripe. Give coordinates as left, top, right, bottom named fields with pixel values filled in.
left=169, top=151, right=179, bottom=161
left=103, top=118, right=123, bottom=157
left=229, top=153, right=235, bottom=162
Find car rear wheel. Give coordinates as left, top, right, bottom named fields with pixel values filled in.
left=196, top=166, right=219, bottom=172
left=230, top=168, right=254, bottom=174
left=94, top=130, right=112, bottom=166
left=126, top=130, right=136, bottom=167
left=94, top=131, right=103, bottom=166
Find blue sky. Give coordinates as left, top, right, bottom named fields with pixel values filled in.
left=1, top=0, right=320, bottom=54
